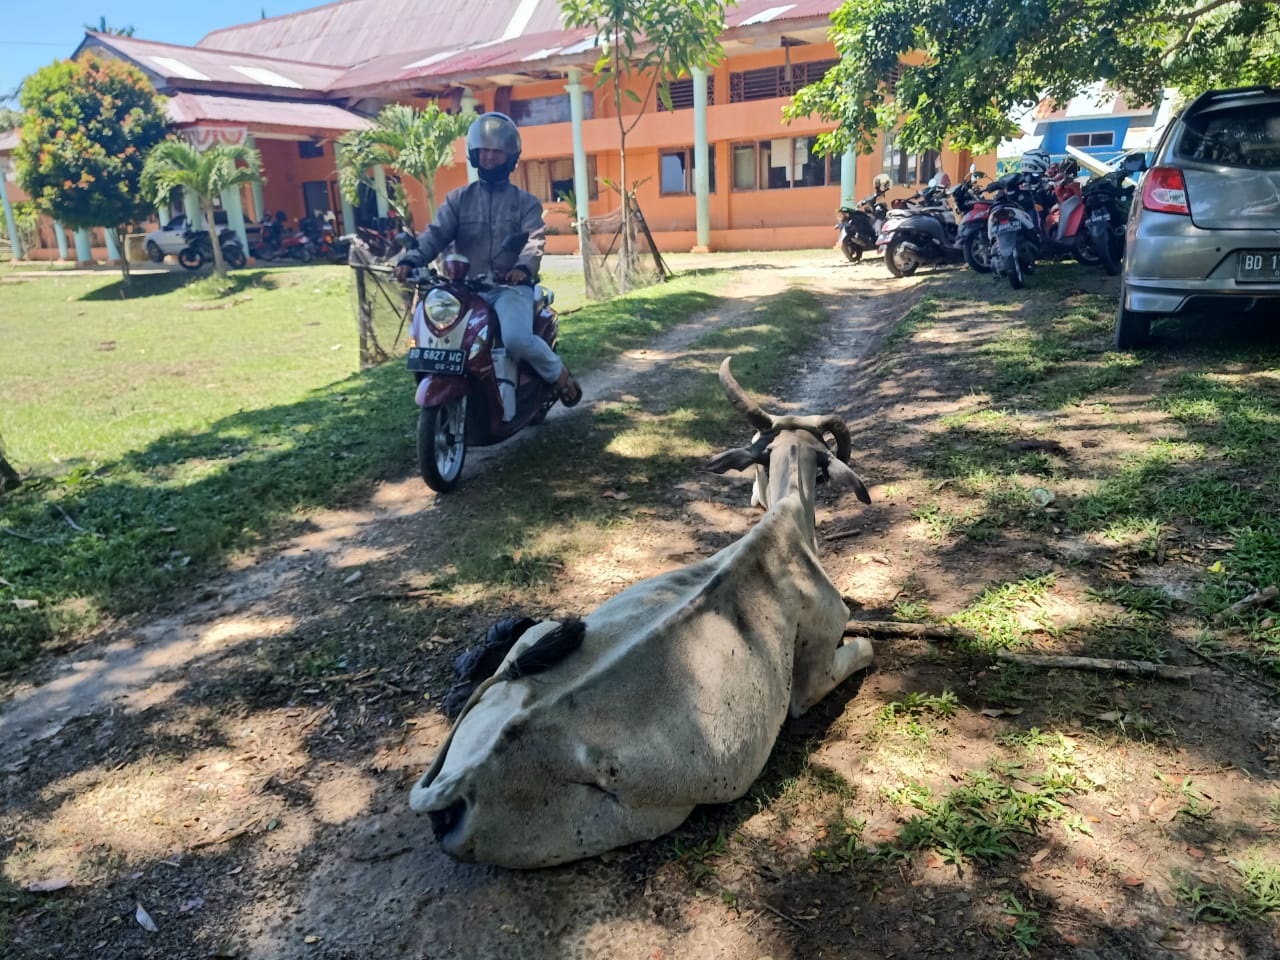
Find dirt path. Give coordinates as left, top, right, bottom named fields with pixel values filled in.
left=2, top=255, right=934, bottom=960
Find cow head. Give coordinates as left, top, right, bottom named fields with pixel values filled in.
left=704, top=357, right=871, bottom=506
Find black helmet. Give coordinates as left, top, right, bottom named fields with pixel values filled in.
left=466, top=112, right=521, bottom=182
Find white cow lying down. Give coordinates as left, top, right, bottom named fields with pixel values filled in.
left=410, top=358, right=875, bottom=868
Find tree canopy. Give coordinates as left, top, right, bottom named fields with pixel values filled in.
left=336, top=103, right=470, bottom=227
left=15, top=57, right=167, bottom=232
left=785, top=0, right=1280, bottom=156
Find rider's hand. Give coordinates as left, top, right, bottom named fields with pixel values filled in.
left=394, top=264, right=411, bottom=282
left=505, top=267, right=531, bottom=286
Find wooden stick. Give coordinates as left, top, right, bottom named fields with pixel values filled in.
left=995, top=650, right=1205, bottom=680
left=1213, top=585, right=1279, bottom=623
left=844, top=620, right=977, bottom=641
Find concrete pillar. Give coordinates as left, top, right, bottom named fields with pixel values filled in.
left=373, top=165, right=390, bottom=219
left=565, top=69, right=592, bottom=235
left=335, top=141, right=357, bottom=235
left=74, top=228, right=92, bottom=266
left=53, top=220, right=69, bottom=260
left=840, top=143, right=858, bottom=206
left=1, top=167, right=22, bottom=260
left=104, top=229, right=122, bottom=265
left=460, top=88, right=479, bottom=184
left=246, top=134, right=266, bottom=222
left=691, top=66, right=711, bottom=253
left=221, top=185, right=248, bottom=254
left=183, top=187, right=201, bottom=225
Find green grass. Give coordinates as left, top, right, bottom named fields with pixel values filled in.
left=0, top=262, right=820, bottom=674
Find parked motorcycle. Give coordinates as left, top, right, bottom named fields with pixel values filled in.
left=300, top=213, right=351, bottom=263
left=986, top=172, right=1043, bottom=289
left=836, top=174, right=891, bottom=263
left=178, top=227, right=247, bottom=270
left=397, top=231, right=564, bottom=492
left=877, top=174, right=972, bottom=277
left=1083, top=151, right=1147, bottom=275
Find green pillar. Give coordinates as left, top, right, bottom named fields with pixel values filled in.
left=74, top=228, right=92, bottom=265
left=460, top=88, right=479, bottom=185
left=692, top=66, right=711, bottom=253
left=373, top=165, right=390, bottom=219
left=565, top=69, right=591, bottom=230
left=183, top=187, right=201, bottom=224
left=335, top=141, right=357, bottom=235
left=246, top=134, right=266, bottom=222
left=104, top=229, right=122, bottom=264
left=840, top=143, right=858, bottom=206
left=53, top=220, right=69, bottom=260
left=221, top=186, right=248, bottom=253
left=1, top=166, right=22, bottom=260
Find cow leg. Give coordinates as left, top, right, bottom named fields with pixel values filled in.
left=789, top=634, right=874, bottom=718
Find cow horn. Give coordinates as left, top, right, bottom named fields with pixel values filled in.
left=820, top=415, right=852, bottom=464
left=718, top=358, right=774, bottom=432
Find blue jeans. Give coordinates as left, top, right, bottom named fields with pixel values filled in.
left=483, top=285, right=563, bottom=384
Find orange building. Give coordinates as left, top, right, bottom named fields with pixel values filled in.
left=0, top=0, right=992, bottom=262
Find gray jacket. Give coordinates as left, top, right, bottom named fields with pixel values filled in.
left=414, top=179, right=546, bottom=280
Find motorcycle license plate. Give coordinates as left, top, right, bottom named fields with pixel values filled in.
left=1236, top=250, right=1280, bottom=283
left=406, top=347, right=465, bottom=374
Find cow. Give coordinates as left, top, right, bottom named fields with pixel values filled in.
left=409, top=357, right=875, bottom=868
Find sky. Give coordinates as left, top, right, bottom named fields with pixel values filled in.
left=1, top=2, right=327, bottom=106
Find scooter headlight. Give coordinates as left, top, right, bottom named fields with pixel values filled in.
left=424, top=288, right=462, bottom=326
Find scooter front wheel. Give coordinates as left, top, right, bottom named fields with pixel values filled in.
left=418, top=397, right=467, bottom=493
left=884, top=237, right=920, bottom=278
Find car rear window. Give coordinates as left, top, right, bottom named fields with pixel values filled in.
left=1176, top=100, right=1280, bottom=167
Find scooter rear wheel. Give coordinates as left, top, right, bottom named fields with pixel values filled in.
left=178, top=248, right=204, bottom=270
left=418, top=397, right=467, bottom=493
left=962, top=235, right=992, bottom=274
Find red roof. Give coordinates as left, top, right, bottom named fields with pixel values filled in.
left=165, top=92, right=371, bottom=133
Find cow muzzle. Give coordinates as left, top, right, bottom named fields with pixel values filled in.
left=428, top=798, right=467, bottom=841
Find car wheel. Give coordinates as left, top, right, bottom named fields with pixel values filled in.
left=1114, top=283, right=1152, bottom=348
left=146, top=240, right=165, bottom=263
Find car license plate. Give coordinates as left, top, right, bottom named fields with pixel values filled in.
left=1237, top=250, right=1280, bottom=282
left=406, top=347, right=465, bottom=374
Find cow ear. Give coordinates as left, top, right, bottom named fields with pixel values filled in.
left=824, top=456, right=872, bottom=504
left=703, top=447, right=761, bottom=474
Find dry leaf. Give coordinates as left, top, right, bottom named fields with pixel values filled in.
left=601, top=490, right=630, bottom=501
left=1096, top=711, right=1121, bottom=722
left=304, top=935, right=322, bottom=944
left=1030, top=847, right=1051, bottom=864
left=26, top=877, right=72, bottom=893
left=12, top=599, right=38, bottom=610
left=1124, top=876, right=1145, bottom=887
left=135, top=902, right=158, bottom=932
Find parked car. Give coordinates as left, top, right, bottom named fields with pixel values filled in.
left=1116, top=85, right=1280, bottom=347
left=143, top=211, right=228, bottom=263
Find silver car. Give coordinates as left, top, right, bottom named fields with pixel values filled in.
left=1116, top=86, right=1280, bottom=347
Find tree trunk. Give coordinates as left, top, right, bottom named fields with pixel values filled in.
left=0, top=453, right=20, bottom=493
left=614, top=48, right=631, bottom=294
left=203, top=203, right=227, bottom=276
left=114, top=225, right=132, bottom=293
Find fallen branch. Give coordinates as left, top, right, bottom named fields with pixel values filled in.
left=844, top=620, right=978, bottom=642
left=190, top=815, right=263, bottom=849
left=995, top=650, right=1205, bottom=680
left=823, top=527, right=862, bottom=542
left=1213, top=586, right=1279, bottom=623
left=345, top=589, right=440, bottom=603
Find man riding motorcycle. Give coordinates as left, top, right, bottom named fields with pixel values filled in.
left=395, top=112, right=582, bottom=406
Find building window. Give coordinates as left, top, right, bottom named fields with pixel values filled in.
left=517, top=156, right=598, bottom=203
left=659, top=146, right=717, bottom=195
left=509, top=94, right=595, bottom=127
left=732, top=138, right=830, bottom=190
left=1066, top=131, right=1116, bottom=148
left=298, top=140, right=324, bottom=159
left=658, top=76, right=716, bottom=111
left=728, top=59, right=839, bottom=103
left=881, top=131, right=940, bottom=186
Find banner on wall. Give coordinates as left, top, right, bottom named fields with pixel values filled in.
left=181, top=126, right=249, bottom=150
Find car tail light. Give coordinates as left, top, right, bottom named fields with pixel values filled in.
left=1142, top=166, right=1190, bottom=215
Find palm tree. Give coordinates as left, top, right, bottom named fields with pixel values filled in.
left=336, top=103, right=470, bottom=229
left=140, top=140, right=263, bottom=276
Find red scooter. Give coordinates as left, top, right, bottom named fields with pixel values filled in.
left=398, top=231, right=563, bottom=492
